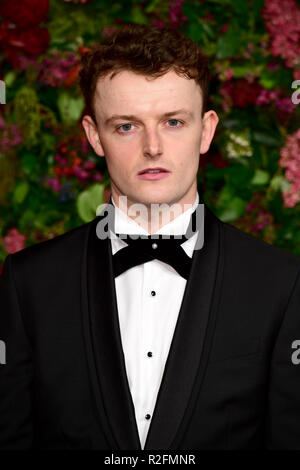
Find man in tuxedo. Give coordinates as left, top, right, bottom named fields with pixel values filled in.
left=1, top=24, right=300, bottom=450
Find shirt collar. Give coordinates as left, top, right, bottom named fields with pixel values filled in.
left=111, top=192, right=199, bottom=236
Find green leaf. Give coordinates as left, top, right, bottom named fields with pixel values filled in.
left=145, top=0, right=161, bottom=13
left=231, top=64, right=256, bottom=78
left=225, top=165, right=254, bottom=186
left=76, top=183, right=105, bottom=223
left=259, top=67, right=292, bottom=90
left=252, top=0, right=264, bottom=17
left=57, top=92, right=84, bottom=124
left=21, top=153, right=38, bottom=174
left=230, top=0, right=249, bottom=15
left=201, top=23, right=216, bottom=40
left=269, top=175, right=291, bottom=192
left=252, top=131, right=279, bottom=147
left=259, top=69, right=280, bottom=89
left=215, top=184, right=235, bottom=208
left=216, top=27, right=241, bottom=59
left=131, top=7, right=149, bottom=24
left=250, top=169, right=270, bottom=185
left=182, top=3, right=202, bottom=22
left=18, top=209, right=36, bottom=231
left=13, top=181, right=29, bottom=204
left=217, top=197, right=246, bottom=222
left=42, top=133, right=56, bottom=152
left=204, top=163, right=226, bottom=181
left=187, top=22, right=204, bottom=42
left=221, top=118, right=241, bottom=129
left=4, top=71, right=17, bottom=87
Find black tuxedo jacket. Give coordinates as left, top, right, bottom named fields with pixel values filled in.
left=1, top=200, right=300, bottom=450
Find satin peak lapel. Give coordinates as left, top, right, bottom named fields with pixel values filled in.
left=144, top=203, right=224, bottom=450
left=81, top=207, right=141, bottom=450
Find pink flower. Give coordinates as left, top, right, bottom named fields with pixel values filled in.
left=279, top=129, right=300, bottom=207
left=93, top=172, right=102, bottom=182
left=256, top=88, right=281, bottom=106
left=262, top=0, right=300, bottom=69
left=45, top=176, right=61, bottom=192
left=37, top=50, right=79, bottom=87
left=81, top=138, right=89, bottom=154
left=220, top=24, right=229, bottom=33
left=83, top=160, right=96, bottom=170
left=246, top=201, right=259, bottom=211
left=0, top=115, right=5, bottom=130
left=3, top=228, right=26, bottom=254
left=102, top=26, right=117, bottom=37
left=256, top=89, right=296, bottom=121
left=250, top=211, right=272, bottom=232
left=282, top=189, right=300, bottom=208
left=293, top=69, right=300, bottom=80
left=14, top=55, right=36, bottom=71
left=224, top=69, right=233, bottom=80
left=266, top=61, right=280, bottom=71
left=153, top=19, right=165, bottom=29
left=169, top=0, right=187, bottom=28
left=0, top=120, right=23, bottom=152
left=275, top=97, right=296, bottom=114
left=73, top=166, right=90, bottom=181
left=203, top=13, right=214, bottom=21
left=247, top=43, right=254, bottom=53
left=220, top=78, right=262, bottom=110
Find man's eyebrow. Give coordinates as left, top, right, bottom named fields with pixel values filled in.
left=104, top=109, right=194, bottom=126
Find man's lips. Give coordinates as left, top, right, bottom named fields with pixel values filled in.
left=137, top=168, right=171, bottom=180
left=137, top=167, right=170, bottom=175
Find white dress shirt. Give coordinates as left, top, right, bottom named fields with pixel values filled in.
left=109, top=192, right=200, bottom=449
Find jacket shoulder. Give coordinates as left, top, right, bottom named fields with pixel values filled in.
left=6, top=217, right=97, bottom=268
left=220, top=216, right=300, bottom=271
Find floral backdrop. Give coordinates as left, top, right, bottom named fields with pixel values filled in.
left=0, top=0, right=299, bottom=275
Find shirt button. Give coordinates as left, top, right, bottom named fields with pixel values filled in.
left=152, top=243, right=158, bottom=249
left=145, top=414, right=151, bottom=420
left=151, top=290, right=156, bottom=296
left=147, top=351, right=153, bottom=357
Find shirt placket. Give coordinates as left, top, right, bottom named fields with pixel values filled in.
left=139, top=260, right=157, bottom=446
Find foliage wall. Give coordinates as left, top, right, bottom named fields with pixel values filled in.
left=0, top=0, right=300, bottom=275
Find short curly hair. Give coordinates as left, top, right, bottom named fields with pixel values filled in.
left=78, top=23, right=211, bottom=124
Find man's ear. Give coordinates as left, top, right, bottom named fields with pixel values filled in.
left=199, top=110, right=219, bottom=154
left=81, top=115, right=105, bottom=157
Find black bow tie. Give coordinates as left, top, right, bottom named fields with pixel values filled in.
left=111, top=202, right=200, bottom=280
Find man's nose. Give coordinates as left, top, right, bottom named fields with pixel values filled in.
left=142, top=127, right=163, bottom=157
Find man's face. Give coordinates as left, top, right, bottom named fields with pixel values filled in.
left=82, top=69, right=218, bottom=210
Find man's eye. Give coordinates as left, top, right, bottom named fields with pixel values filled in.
left=116, top=120, right=183, bottom=133
left=167, top=119, right=182, bottom=127
left=117, top=123, right=134, bottom=133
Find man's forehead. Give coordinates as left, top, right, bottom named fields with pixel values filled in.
left=95, top=69, right=200, bottom=98
left=94, top=69, right=202, bottom=117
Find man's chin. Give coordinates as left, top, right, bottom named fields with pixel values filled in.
left=125, top=193, right=175, bottom=208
